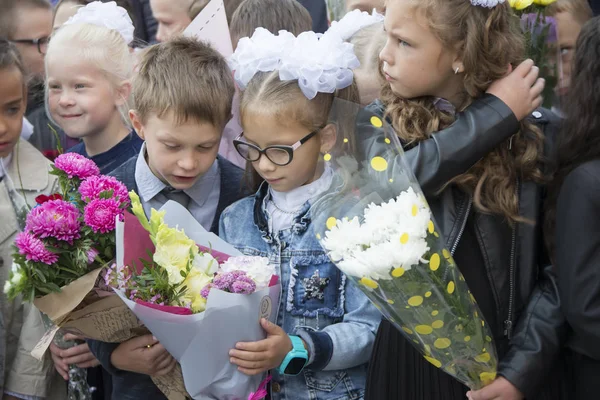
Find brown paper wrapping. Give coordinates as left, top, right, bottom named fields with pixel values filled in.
left=32, top=268, right=191, bottom=400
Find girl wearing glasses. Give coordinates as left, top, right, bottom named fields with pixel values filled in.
left=219, top=28, right=381, bottom=400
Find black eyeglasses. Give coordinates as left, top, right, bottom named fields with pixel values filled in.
left=233, top=130, right=319, bottom=166
left=10, top=37, right=50, bottom=55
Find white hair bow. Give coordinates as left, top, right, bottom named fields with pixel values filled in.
left=64, top=1, right=135, bottom=44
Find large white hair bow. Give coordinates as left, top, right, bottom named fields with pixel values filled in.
left=470, top=0, right=506, bottom=7
left=326, top=9, right=384, bottom=41
left=64, top=1, right=135, bottom=44
left=229, top=23, right=361, bottom=100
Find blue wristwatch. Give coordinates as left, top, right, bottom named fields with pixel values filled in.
left=278, top=335, right=308, bottom=375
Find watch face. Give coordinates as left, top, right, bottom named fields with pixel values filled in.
left=284, top=356, right=308, bottom=375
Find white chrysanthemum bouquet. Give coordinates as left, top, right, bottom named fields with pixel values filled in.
left=312, top=100, right=498, bottom=389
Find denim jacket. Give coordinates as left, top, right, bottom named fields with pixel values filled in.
left=219, top=183, right=380, bottom=400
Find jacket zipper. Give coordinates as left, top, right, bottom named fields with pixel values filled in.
left=450, top=195, right=472, bottom=257
left=504, top=178, right=520, bottom=339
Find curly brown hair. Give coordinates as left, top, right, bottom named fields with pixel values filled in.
left=382, top=0, right=545, bottom=224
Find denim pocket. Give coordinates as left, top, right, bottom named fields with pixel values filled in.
left=287, top=253, right=346, bottom=319
left=304, top=370, right=364, bottom=399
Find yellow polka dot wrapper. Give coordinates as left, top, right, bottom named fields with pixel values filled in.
left=311, top=101, right=497, bottom=390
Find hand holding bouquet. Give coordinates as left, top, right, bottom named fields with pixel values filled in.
left=109, top=195, right=279, bottom=400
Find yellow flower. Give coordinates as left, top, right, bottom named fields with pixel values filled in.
left=153, top=224, right=196, bottom=285
left=149, top=209, right=166, bottom=242
left=533, top=0, right=556, bottom=5
left=129, top=191, right=151, bottom=233
left=181, top=268, right=212, bottom=313
left=508, top=0, right=534, bottom=9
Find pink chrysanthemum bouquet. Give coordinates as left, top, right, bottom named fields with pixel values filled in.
left=5, top=153, right=129, bottom=301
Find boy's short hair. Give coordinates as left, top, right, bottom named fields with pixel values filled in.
left=547, top=0, right=593, bottom=24
left=230, top=0, right=312, bottom=47
left=0, top=0, right=51, bottom=39
left=133, top=36, right=235, bottom=129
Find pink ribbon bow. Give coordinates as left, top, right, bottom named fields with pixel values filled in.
left=248, top=375, right=272, bottom=400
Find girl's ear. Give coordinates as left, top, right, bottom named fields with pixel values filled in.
left=319, top=123, right=338, bottom=154
left=115, top=80, right=132, bottom=107
left=129, top=110, right=145, bottom=140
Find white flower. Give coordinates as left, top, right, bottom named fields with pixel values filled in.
left=4, top=280, right=12, bottom=294
left=322, top=216, right=365, bottom=261
left=64, top=1, right=135, bottom=44
left=192, top=252, right=219, bottom=275
left=321, top=188, right=432, bottom=281
left=220, top=256, right=275, bottom=290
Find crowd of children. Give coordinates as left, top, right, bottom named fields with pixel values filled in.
left=1, top=0, right=600, bottom=399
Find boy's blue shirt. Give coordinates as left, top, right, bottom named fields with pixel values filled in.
left=67, top=131, right=143, bottom=175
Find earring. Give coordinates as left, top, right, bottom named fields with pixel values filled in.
left=323, top=153, right=332, bottom=162
left=454, top=67, right=460, bottom=74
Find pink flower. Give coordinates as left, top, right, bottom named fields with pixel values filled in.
left=54, top=153, right=100, bottom=179
left=15, top=232, right=59, bottom=265
left=26, top=200, right=81, bottom=243
left=84, top=198, right=123, bottom=233
left=79, top=175, right=130, bottom=205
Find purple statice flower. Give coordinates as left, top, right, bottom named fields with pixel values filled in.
left=207, top=270, right=257, bottom=296
left=26, top=199, right=81, bottom=243
left=149, top=294, right=162, bottom=304
left=84, top=198, right=123, bottom=233
left=54, top=153, right=100, bottom=179
left=79, top=175, right=130, bottom=205
left=231, top=280, right=256, bottom=294
left=200, top=284, right=212, bottom=299
left=15, top=232, right=59, bottom=265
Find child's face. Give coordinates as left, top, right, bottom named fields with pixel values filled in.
left=151, top=0, right=192, bottom=43
left=47, top=56, right=126, bottom=140
left=242, top=113, right=331, bottom=193
left=0, top=67, right=26, bottom=158
left=131, top=111, right=222, bottom=190
left=379, top=0, right=462, bottom=103
left=12, top=6, right=53, bottom=78
left=555, top=11, right=585, bottom=97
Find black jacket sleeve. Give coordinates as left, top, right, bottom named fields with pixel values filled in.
left=555, top=164, right=600, bottom=360
left=497, top=263, right=568, bottom=399
left=362, top=94, right=519, bottom=196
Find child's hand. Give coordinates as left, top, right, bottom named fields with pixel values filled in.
left=467, top=377, right=524, bottom=400
left=229, top=318, right=299, bottom=376
left=486, top=59, right=545, bottom=121
left=49, top=333, right=100, bottom=380
left=110, top=334, right=176, bottom=376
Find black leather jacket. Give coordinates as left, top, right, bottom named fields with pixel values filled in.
left=363, top=95, right=566, bottom=398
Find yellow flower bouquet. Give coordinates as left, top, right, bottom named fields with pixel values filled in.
left=312, top=100, right=498, bottom=389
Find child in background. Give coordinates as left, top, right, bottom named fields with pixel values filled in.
left=229, top=0, right=313, bottom=49
left=348, top=21, right=386, bottom=105
left=87, top=36, right=246, bottom=400
left=150, top=0, right=243, bottom=43
left=0, top=39, right=65, bottom=400
left=45, top=2, right=143, bottom=175
left=221, top=28, right=381, bottom=399
left=546, top=0, right=593, bottom=105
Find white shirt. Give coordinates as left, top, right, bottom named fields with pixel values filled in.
left=266, top=165, right=333, bottom=233
left=0, top=153, right=13, bottom=179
